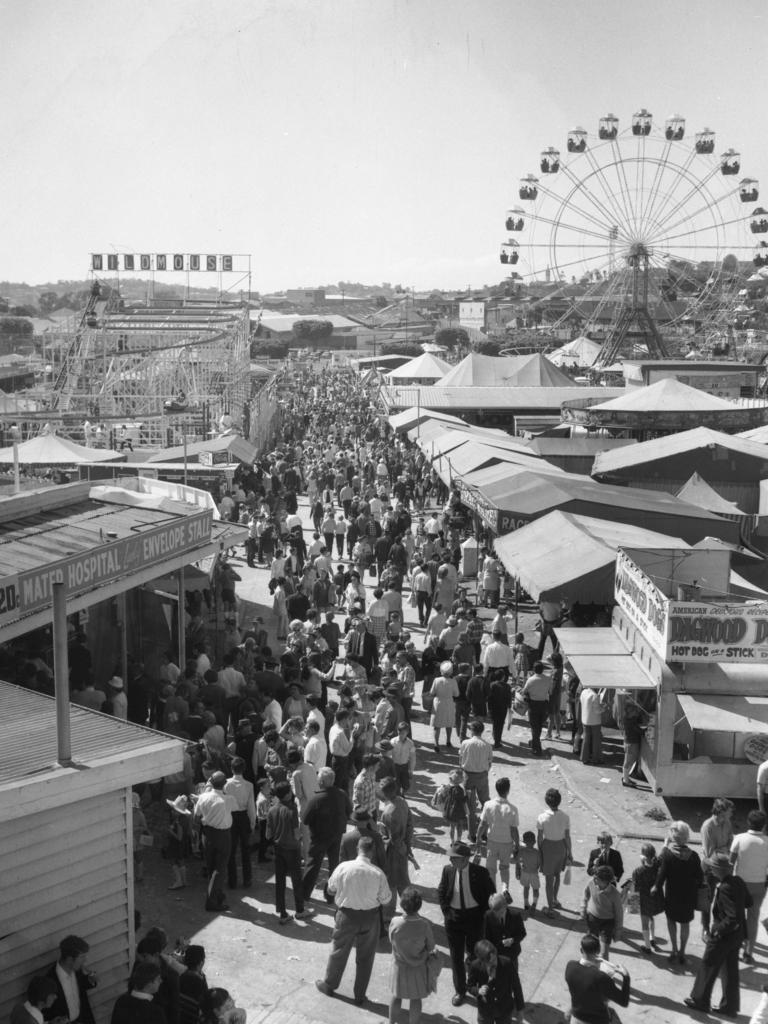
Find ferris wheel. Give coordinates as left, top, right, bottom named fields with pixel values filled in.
left=500, top=110, right=760, bottom=365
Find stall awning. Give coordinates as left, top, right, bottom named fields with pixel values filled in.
left=556, top=627, right=632, bottom=656
left=677, top=693, right=768, bottom=733
left=566, top=652, right=657, bottom=690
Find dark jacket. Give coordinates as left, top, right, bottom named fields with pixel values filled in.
left=44, top=963, right=96, bottom=1024
left=339, top=824, right=387, bottom=870
left=111, top=993, right=167, bottom=1024
left=303, top=786, right=352, bottom=844
left=438, top=861, right=496, bottom=918
left=711, top=873, right=752, bottom=940
left=467, top=954, right=518, bottom=1017
left=482, top=906, right=527, bottom=961
left=587, top=846, right=624, bottom=883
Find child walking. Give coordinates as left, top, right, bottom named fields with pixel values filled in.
left=631, top=842, right=664, bottom=954
left=432, top=768, right=468, bottom=843
left=515, top=831, right=542, bottom=913
left=582, top=865, right=624, bottom=960
left=165, top=794, right=192, bottom=890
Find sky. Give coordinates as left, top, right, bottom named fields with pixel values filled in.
left=2, top=0, right=768, bottom=293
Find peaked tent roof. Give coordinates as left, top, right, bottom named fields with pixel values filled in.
left=494, top=510, right=689, bottom=603
left=146, top=434, right=257, bottom=464
left=386, top=352, right=452, bottom=380
left=589, top=377, right=735, bottom=413
left=548, top=336, right=602, bottom=367
left=0, top=434, right=122, bottom=464
left=676, top=472, right=744, bottom=515
left=388, top=407, right=466, bottom=433
left=593, top=426, right=768, bottom=479
left=503, top=352, right=575, bottom=387
left=435, top=352, right=521, bottom=387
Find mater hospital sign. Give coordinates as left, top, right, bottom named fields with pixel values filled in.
left=0, top=510, right=213, bottom=629
left=614, top=549, right=768, bottom=664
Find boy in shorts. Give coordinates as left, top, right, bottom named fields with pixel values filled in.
left=515, top=831, right=541, bottom=913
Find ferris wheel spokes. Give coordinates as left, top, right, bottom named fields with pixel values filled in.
left=609, top=137, right=643, bottom=236
left=645, top=184, right=745, bottom=248
left=639, top=140, right=699, bottom=234
left=573, top=149, right=636, bottom=237
left=532, top=175, right=626, bottom=243
left=640, top=158, right=723, bottom=240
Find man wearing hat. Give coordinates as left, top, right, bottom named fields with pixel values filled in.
left=193, top=772, right=238, bottom=912
left=685, top=852, right=752, bottom=1016
left=438, top=841, right=496, bottom=1006
left=107, top=675, right=127, bottom=720
left=339, top=807, right=386, bottom=870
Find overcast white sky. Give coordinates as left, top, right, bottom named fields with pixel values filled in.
left=2, top=0, right=767, bottom=291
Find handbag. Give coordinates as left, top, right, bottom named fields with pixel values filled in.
left=421, top=685, right=434, bottom=712
left=425, top=949, right=443, bottom=994
left=696, top=883, right=711, bottom=914
left=562, top=865, right=571, bottom=886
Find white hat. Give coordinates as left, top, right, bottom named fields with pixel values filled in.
left=107, top=675, right=124, bottom=689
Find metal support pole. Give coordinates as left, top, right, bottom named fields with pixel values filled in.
left=12, top=438, right=20, bottom=494
left=53, top=582, right=72, bottom=766
left=119, top=592, right=128, bottom=691
left=177, top=566, right=186, bottom=670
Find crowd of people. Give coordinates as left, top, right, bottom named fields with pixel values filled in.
left=12, top=365, right=768, bottom=1024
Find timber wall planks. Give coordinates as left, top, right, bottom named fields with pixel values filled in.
left=0, top=788, right=134, bottom=1024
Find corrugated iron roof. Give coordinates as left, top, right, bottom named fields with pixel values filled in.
left=383, top=386, right=624, bottom=411
left=0, top=682, right=182, bottom=786
left=0, top=498, right=199, bottom=576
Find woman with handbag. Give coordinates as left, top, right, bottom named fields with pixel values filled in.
left=388, top=886, right=437, bottom=1024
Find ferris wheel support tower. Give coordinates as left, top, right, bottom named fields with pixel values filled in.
left=597, top=245, right=668, bottom=366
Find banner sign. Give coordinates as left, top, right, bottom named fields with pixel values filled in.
left=666, top=600, right=768, bottom=663
left=0, top=510, right=213, bottom=629
left=91, top=253, right=243, bottom=272
left=614, top=550, right=669, bottom=658
left=459, top=301, right=486, bottom=330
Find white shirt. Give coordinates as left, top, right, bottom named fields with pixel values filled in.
left=263, top=698, right=283, bottom=730
left=731, top=830, right=768, bottom=885
left=327, top=855, right=391, bottom=909
left=224, top=775, right=256, bottom=828
left=56, top=963, right=81, bottom=1021
left=304, top=735, right=328, bottom=776
left=450, top=865, right=478, bottom=909
left=580, top=688, right=603, bottom=727
left=329, top=722, right=353, bottom=757
left=23, top=1003, right=44, bottom=1024
left=481, top=641, right=515, bottom=672
left=479, top=797, right=519, bottom=843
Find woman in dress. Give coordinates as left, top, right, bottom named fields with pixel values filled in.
left=536, top=787, right=572, bottom=916
left=388, top=886, right=436, bottom=1024
left=650, top=820, right=703, bottom=965
left=430, top=660, right=459, bottom=753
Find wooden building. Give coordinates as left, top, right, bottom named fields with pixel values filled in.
left=0, top=683, right=181, bottom=1021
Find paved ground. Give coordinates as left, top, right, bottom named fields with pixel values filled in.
left=135, top=498, right=768, bottom=1024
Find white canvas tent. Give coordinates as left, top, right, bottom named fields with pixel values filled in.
left=0, top=435, right=123, bottom=464
left=548, top=336, right=602, bottom=368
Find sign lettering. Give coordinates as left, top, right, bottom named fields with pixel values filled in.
left=0, top=511, right=213, bottom=629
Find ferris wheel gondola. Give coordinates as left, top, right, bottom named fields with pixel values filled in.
left=500, top=109, right=757, bottom=365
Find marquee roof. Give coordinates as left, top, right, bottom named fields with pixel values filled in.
left=382, top=385, right=624, bottom=411
left=0, top=435, right=122, bottom=464
left=494, top=510, right=689, bottom=603
left=589, top=377, right=735, bottom=413
left=386, top=352, right=452, bottom=380
left=676, top=472, right=744, bottom=515
left=593, top=426, right=768, bottom=479
left=548, top=336, right=602, bottom=367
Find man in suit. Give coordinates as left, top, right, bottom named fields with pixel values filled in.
left=344, top=619, right=378, bottom=677
left=44, top=935, right=97, bottom=1024
left=302, top=766, right=352, bottom=903
left=438, top=841, right=496, bottom=1006
left=11, top=977, right=59, bottom=1024
left=111, top=963, right=166, bottom=1024
left=685, top=853, right=753, bottom=1017
left=467, top=939, right=522, bottom=1024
